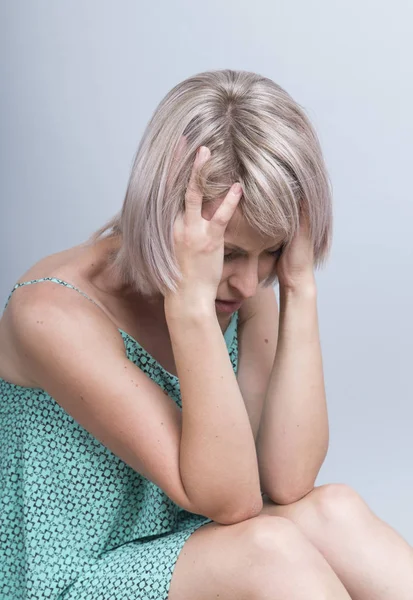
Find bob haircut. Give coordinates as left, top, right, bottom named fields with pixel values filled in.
left=92, top=69, right=333, bottom=296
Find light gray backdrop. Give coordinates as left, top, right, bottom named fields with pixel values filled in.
left=1, top=1, right=412, bottom=544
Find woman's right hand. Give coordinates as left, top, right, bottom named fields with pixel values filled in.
left=165, top=146, right=243, bottom=309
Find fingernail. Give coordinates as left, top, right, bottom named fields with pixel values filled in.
left=232, top=183, right=242, bottom=194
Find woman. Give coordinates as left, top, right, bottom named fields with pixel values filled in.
left=0, top=69, right=412, bottom=599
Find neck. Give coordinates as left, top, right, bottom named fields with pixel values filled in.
left=87, top=235, right=230, bottom=330
left=87, top=235, right=165, bottom=320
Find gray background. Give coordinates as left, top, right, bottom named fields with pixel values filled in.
left=1, top=1, right=412, bottom=544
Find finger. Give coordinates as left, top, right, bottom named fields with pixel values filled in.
left=184, top=146, right=210, bottom=221
left=210, top=183, right=243, bottom=230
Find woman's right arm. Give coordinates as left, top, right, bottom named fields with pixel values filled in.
left=8, top=284, right=262, bottom=525
left=166, top=296, right=263, bottom=523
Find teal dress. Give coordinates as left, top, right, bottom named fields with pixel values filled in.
left=0, top=278, right=240, bottom=599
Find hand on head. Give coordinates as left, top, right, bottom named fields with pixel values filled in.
left=166, top=145, right=243, bottom=305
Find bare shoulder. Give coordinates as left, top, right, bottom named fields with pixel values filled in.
left=8, top=276, right=124, bottom=348
left=1, top=277, right=124, bottom=386
left=0, top=239, right=122, bottom=383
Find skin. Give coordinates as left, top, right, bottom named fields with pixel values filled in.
left=1, top=146, right=412, bottom=598
left=171, top=146, right=413, bottom=598
left=214, top=205, right=413, bottom=598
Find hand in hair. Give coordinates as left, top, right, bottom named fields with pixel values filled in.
left=275, top=211, right=316, bottom=290
left=165, top=145, right=243, bottom=308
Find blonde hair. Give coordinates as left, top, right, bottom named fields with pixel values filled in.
left=92, top=69, right=333, bottom=296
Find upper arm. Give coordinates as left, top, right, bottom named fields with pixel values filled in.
left=237, top=285, right=279, bottom=442
left=8, top=286, right=199, bottom=515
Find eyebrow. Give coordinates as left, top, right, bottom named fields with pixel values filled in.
left=224, top=242, right=282, bottom=254
left=224, top=243, right=247, bottom=253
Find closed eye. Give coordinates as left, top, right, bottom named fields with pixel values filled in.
left=223, top=252, right=239, bottom=262
left=224, top=248, right=282, bottom=263
left=270, top=247, right=283, bottom=259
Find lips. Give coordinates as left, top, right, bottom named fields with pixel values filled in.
left=215, top=299, right=243, bottom=313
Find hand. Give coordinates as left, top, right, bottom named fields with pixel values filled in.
left=166, top=146, right=243, bottom=305
left=276, top=211, right=316, bottom=290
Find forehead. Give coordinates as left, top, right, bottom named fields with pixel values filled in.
left=206, top=202, right=282, bottom=250
left=229, top=211, right=276, bottom=247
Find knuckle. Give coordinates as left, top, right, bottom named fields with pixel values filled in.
left=184, top=186, right=196, bottom=200
left=212, top=217, right=227, bottom=228
left=211, top=212, right=229, bottom=227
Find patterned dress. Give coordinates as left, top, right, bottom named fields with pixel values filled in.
left=0, top=278, right=240, bottom=599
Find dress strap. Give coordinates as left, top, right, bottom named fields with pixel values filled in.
left=4, top=277, right=101, bottom=311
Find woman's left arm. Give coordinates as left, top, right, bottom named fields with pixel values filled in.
left=252, top=213, right=329, bottom=505
left=255, top=276, right=329, bottom=505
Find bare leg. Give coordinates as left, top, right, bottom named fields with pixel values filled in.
left=260, top=483, right=413, bottom=599
left=169, top=513, right=352, bottom=599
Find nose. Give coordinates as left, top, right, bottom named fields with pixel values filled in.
left=228, top=264, right=260, bottom=300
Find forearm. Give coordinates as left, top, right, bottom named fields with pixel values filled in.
left=256, top=281, right=329, bottom=504
left=166, top=300, right=263, bottom=521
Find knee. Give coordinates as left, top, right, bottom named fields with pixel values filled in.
left=309, top=483, right=370, bottom=525
left=241, top=515, right=339, bottom=598
left=246, top=514, right=312, bottom=560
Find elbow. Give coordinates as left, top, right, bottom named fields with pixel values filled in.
left=211, top=494, right=264, bottom=526
left=264, top=483, right=315, bottom=506
left=259, top=456, right=327, bottom=507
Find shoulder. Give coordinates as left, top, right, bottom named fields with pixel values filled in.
left=7, top=277, right=123, bottom=347
left=3, top=279, right=125, bottom=386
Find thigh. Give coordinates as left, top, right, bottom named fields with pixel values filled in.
left=59, top=513, right=347, bottom=600
left=169, top=512, right=329, bottom=600
left=169, top=513, right=352, bottom=600
left=169, top=516, right=268, bottom=600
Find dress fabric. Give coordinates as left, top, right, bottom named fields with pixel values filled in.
left=0, top=278, right=239, bottom=599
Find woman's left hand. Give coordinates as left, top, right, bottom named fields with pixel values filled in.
left=276, top=212, right=316, bottom=290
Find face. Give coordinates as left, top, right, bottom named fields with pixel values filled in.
left=202, top=200, right=284, bottom=315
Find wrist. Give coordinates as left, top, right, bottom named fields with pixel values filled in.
left=279, top=275, right=317, bottom=299
left=164, top=292, right=216, bottom=323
